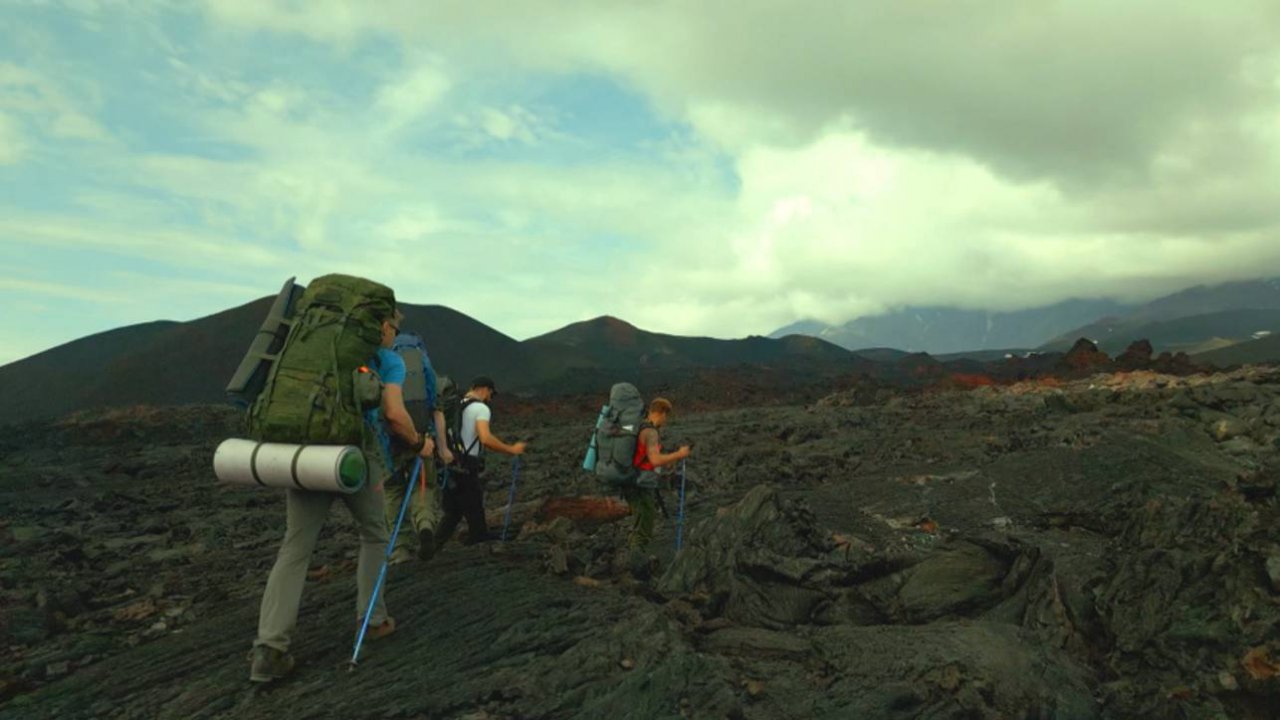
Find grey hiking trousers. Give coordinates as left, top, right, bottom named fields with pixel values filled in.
left=255, top=445, right=391, bottom=653
left=384, top=456, right=442, bottom=551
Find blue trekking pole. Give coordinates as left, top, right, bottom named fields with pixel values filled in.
left=501, top=456, right=522, bottom=542
left=350, top=456, right=421, bottom=669
left=675, top=459, right=688, bottom=551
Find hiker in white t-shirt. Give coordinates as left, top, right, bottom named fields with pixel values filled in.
left=435, top=376, right=527, bottom=545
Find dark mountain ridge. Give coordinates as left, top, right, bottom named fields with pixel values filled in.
left=528, top=316, right=854, bottom=369
left=0, top=303, right=869, bottom=425
left=10, top=276, right=1278, bottom=425
left=1041, top=278, right=1280, bottom=352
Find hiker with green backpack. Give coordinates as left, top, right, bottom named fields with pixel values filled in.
left=247, top=277, right=435, bottom=683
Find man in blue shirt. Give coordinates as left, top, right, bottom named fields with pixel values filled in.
left=251, top=309, right=435, bottom=683
left=383, top=331, right=453, bottom=564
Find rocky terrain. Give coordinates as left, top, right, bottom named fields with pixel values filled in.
left=4, top=365, right=1280, bottom=719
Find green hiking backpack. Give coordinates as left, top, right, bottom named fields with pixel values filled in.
left=247, top=274, right=396, bottom=445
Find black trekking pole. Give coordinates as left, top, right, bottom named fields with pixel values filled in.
left=500, top=456, right=522, bottom=542
left=674, top=459, right=688, bottom=551
left=350, top=456, right=421, bottom=669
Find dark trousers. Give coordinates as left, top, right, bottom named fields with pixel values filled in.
left=436, top=471, right=489, bottom=544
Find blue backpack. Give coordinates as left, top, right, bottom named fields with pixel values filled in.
left=392, top=332, right=439, bottom=433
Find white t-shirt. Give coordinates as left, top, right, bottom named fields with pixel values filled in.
left=459, top=400, right=491, bottom=456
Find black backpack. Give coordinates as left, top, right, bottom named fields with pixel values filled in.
left=439, top=377, right=485, bottom=474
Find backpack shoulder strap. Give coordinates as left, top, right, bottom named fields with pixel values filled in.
left=457, top=397, right=487, bottom=455
left=637, top=420, right=657, bottom=442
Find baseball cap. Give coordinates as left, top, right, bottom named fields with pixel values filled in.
left=471, top=376, right=498, bottom=395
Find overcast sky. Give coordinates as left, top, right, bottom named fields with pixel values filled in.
left=3, top=1, right=1280, bottom=365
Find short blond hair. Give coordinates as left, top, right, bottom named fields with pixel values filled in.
left=648, top=397, right=673, bottom=415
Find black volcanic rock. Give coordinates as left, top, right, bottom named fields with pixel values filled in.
left=1151, top=350, right=1196, bottom=375
left=1116, top=339, right=1154, bottom=368
left=658, top=485, right=852, bottom=627
left=6, top=366, right=1280, bottom=717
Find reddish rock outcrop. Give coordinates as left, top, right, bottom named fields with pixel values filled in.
left=1115, top=339, right=1154, bottom=368
left=1061, top=338, right=1111, bottom=372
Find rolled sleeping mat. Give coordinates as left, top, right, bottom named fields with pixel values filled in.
left=213, top=439, right=367, bottom=493
left=582, top=404, right=609, bottom=471
left=225, top=276, right=303, bottom=407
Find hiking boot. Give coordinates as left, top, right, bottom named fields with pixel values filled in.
left=248, top=645, right=295, bottom=683
left=626, top=550, right=659, bottom=582
left=463, top=530, right=500, bottom=545
left=418, top=531, right=437, bottom=561
left=388, top=545, right=413, bottom=566
left=365, top=616, right=396, bottom=641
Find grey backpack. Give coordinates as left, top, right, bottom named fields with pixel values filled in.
left=594, top=382, right=646, bottom=486
left=392, top=331, right=437, bottom=432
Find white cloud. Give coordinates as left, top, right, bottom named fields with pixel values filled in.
left=0, top=277, right=126, bottom=304
left=632, top=125, right=1280, bottom=336
left=375, top=209, right=448, bottom=243
left=0, top=112, right=24, bottom=164
left=0, top=62, right=112, bottom=145
left=375, top=62, right=452, bottom=134
left=477, top=105, right=541, bottom=143
left=201, top=0, right=381, bottom=44
left=0, top=212, right=290, bottom=273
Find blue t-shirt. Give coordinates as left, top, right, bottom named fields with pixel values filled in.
left=365, top=347, right=406, bottom=466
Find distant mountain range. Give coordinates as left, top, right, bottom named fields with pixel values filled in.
left=1038, top=279, right=1280, bottom=353
left=770, top=299, right=1134, bottom=354
left=1194, top=333, right=1280, bottom=367
left=773, top=278, right=1280, bottom=358
left=0, top=297, right=871, bottom=424
left=6, top=276, right=1280, bottom=424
